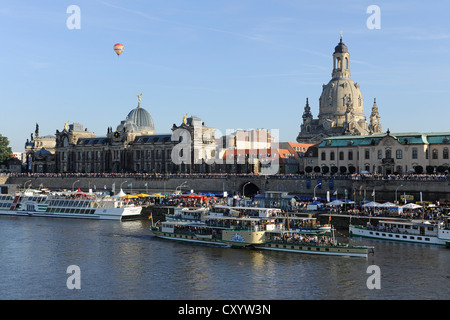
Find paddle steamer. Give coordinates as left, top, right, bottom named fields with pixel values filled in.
left=151, top=214, right=373, bottom=257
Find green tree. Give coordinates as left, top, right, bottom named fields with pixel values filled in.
left=0, top=134, right=12, bottom=163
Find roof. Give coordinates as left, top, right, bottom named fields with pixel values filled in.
left=133, top=134, right=174, bottom=144
left=318, top=132, right=450, bottom=148
left=126, top=105, right=155, bottom=131
left=77, top=137, right=108, bottom=146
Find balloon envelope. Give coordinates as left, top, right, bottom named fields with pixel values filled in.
left=113, top=43, right=124, bottom=56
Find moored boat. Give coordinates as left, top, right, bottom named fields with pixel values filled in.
left=150, top=220, right=230, bottom=247
left=151, top=214, right=373, bottom=257
left=258, top=228, right=373, bottom=258
left=0, top=191, right=142, bottom=220
left=349, top=218, right=450, bottom=246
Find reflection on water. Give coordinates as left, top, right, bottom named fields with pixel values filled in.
left=0, top=216, right=448, bottom=299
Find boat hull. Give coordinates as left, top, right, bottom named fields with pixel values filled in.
left=151, top=229, right=230, bottom=247
left=349, top=225, right=445, bottom=246
left=0, top=207, right=141, bottom=221
left=256, top=242, right=371, bottom=257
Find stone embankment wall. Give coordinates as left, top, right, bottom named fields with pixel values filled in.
left=3, top=175, right=449, bottom=202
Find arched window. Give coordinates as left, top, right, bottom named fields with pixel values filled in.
left=345, top=57, right=349, bottom=69
left=396, top=149, right=402, bottom=159
left=444, top=148, right=449, bottom=159
left=336, top=57, right=342, bottom=69
left=432, top=149, right=438, bottom=159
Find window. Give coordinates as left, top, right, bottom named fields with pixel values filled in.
left=348, top=151, right=353, bottom=161
left=330, top=152, right=335, bottom=161
left=412, top=148, right=418, bottom=159
left=378, top=150, right=382, bottom=159
left=339, top=151, right=344, bottom=161
left=432, top=149, right=438, bottom=159
left=444, top=148, right=449, bottom=159
left=385, top=149, right=392, bottom=159
left=365, top=150, right=370, bottom=160
left=321, top=152, right=326, bottom=161
left=396, top=149, right=403, bottom=159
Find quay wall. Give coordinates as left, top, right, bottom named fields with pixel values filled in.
left=3, top=176, right=450, bottom=202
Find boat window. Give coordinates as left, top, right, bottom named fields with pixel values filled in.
left=425, top=238, right=430, bottom=241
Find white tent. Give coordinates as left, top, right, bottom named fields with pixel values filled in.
left=362, top=201, right=380, bottom=208
left=112, top=189, right=127, bottom=198
left=401, top=203, right=422, bottom=209
left=379, top=202, right=397, bottom=208
left=326, top=200, right=344, bottom=206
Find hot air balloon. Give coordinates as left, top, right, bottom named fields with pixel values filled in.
left=113, top=43, right=124, bottom=56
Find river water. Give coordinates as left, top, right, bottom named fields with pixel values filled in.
left=0, top=216, right=448, bottom=300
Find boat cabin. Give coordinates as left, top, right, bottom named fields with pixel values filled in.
left=371, top=220, right=439, bottom=237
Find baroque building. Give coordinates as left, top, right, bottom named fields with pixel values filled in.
left=51, top=95, right=215, bottom=174
left=297, top=35, right=382, bottom=144
left=316, top=131, right=450, bottom=175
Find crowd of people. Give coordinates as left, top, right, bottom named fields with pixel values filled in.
left=4, top=171, right=450, bottom=181
left=271, top=233, right=335, bottom=246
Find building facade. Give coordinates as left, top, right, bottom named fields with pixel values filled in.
left=297, top=35, right=382, bottom=144
left=30, top=96, right=217, bottom=174
left=316, top=131, right=450, bottom=175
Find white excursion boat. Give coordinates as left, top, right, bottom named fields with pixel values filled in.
left=151, top=214, right=373, bottom=257
left=0, top=191, right=142, bottom=220
left=349, top=218, right=450, bottom=246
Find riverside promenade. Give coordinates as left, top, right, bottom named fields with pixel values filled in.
left=2, top=173, right=449, bottom=203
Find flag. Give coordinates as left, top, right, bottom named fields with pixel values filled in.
left=371, top=189, right=375, bottom=197
left=333, top=190, right=337, bottom=196
left=327, top=191, right=330, bottom=202
left=148, top=213, right=152, bottom=220
left=112, top=183, right=116, bottom=193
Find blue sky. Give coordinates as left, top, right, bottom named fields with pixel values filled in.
left=1, top=0, right=449, bottom=151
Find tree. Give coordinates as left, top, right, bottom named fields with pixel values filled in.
left=414, top=165, right=423, bottom=174
left=426, top=166, right=435, bottom=174
left=0, top=134, right=12, bottom=163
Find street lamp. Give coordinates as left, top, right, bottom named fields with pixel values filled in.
left=120, top=180, right=128, bottom=193
left=176, top=181, right=188, bottom=193
left=24, top=180, right=32, bottom=191
left=242, top=182, right=251, bottom=198
left=72, top=180, right=80, bottom=192
left=395, top=184, right=404, bottom=204
left=313, top=183, right=322, bottom=200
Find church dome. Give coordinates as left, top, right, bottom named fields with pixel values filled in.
left=125, top=105, right=155, bottom=133
left=319, top=78, right=364, bottom=121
